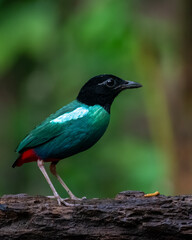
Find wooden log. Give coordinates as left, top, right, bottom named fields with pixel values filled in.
left=0, top=191, right=192, bottom=240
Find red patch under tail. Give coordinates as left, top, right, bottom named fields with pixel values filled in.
left=12, top=149, right=38, bottom=168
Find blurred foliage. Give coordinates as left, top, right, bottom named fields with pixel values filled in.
left=0, top=0, right=191, bottom=198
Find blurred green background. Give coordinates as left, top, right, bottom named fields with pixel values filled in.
left=0, top=0, right=192, bottom=199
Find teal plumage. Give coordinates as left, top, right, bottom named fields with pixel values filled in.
left=13, top=74, right=142, bottom=206
left=17, top=100, right=110, bottom=160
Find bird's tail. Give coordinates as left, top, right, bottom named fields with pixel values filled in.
left=12, top=156, right=22, bottom=168
left=12, top=149, right=38, bottom=168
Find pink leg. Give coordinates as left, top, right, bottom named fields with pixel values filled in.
left=50, top=163, right=86, bottom=200
left=37, top=159, right=74, bottom=206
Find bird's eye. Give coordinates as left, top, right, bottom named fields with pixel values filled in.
left=106, top=79, right=116, bottom=88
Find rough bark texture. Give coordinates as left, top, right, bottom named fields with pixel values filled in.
left=0, top=191, right=192, bottom=240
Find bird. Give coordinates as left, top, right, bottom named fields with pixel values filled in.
left=13, top=74, right=142, bottom=206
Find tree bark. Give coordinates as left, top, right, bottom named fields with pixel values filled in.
left=0, top=191, right=192, bottom=240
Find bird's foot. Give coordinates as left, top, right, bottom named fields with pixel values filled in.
left=61, top=198, right=80, bottom=207
left=144, top=191, right=160, bottom=197
left=47, top=195, right=56, bottom=199
left=70, top=196, right=87, bottom=201
left=46, top=195, right=82, bottom=206
left=60, top=198, right=80, bottom=207
left=46, top=195, right=84, bottom=200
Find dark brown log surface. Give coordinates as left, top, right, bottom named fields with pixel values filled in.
left=0, top=191, right=192, bottom=240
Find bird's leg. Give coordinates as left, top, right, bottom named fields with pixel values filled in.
left=37, top=159, right=74, bottom=206
left=50, top=162, right=85, bottom=201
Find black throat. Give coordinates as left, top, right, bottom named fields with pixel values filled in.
left=77, top=93, right=115, bottom=113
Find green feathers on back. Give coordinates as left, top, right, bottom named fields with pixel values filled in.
left=16, top=100, right=110, bottom=155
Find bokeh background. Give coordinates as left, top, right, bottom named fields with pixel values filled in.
left=0, top=0, right=192, bottom=199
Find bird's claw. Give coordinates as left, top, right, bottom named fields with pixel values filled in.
left=46, top=195, right=55, bottom=199
left=46, top=195, right=85, bottom=206
left=60, top=198, right=80, bottom=207
left=70, top=196, right=87, bottom=201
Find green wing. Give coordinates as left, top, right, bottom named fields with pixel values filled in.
left=16, top=100, right=82, bottom=153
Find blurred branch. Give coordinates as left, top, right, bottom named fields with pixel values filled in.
left=0, top=191, right=192, bottom=240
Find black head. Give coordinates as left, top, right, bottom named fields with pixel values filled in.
left=77, top=74, right=142, bottom=113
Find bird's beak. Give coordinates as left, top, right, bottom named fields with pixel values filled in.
left=120, top=80, right=142, bottom=90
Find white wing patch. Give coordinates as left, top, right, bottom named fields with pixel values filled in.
left=50, top=107, right=89, bottom=123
